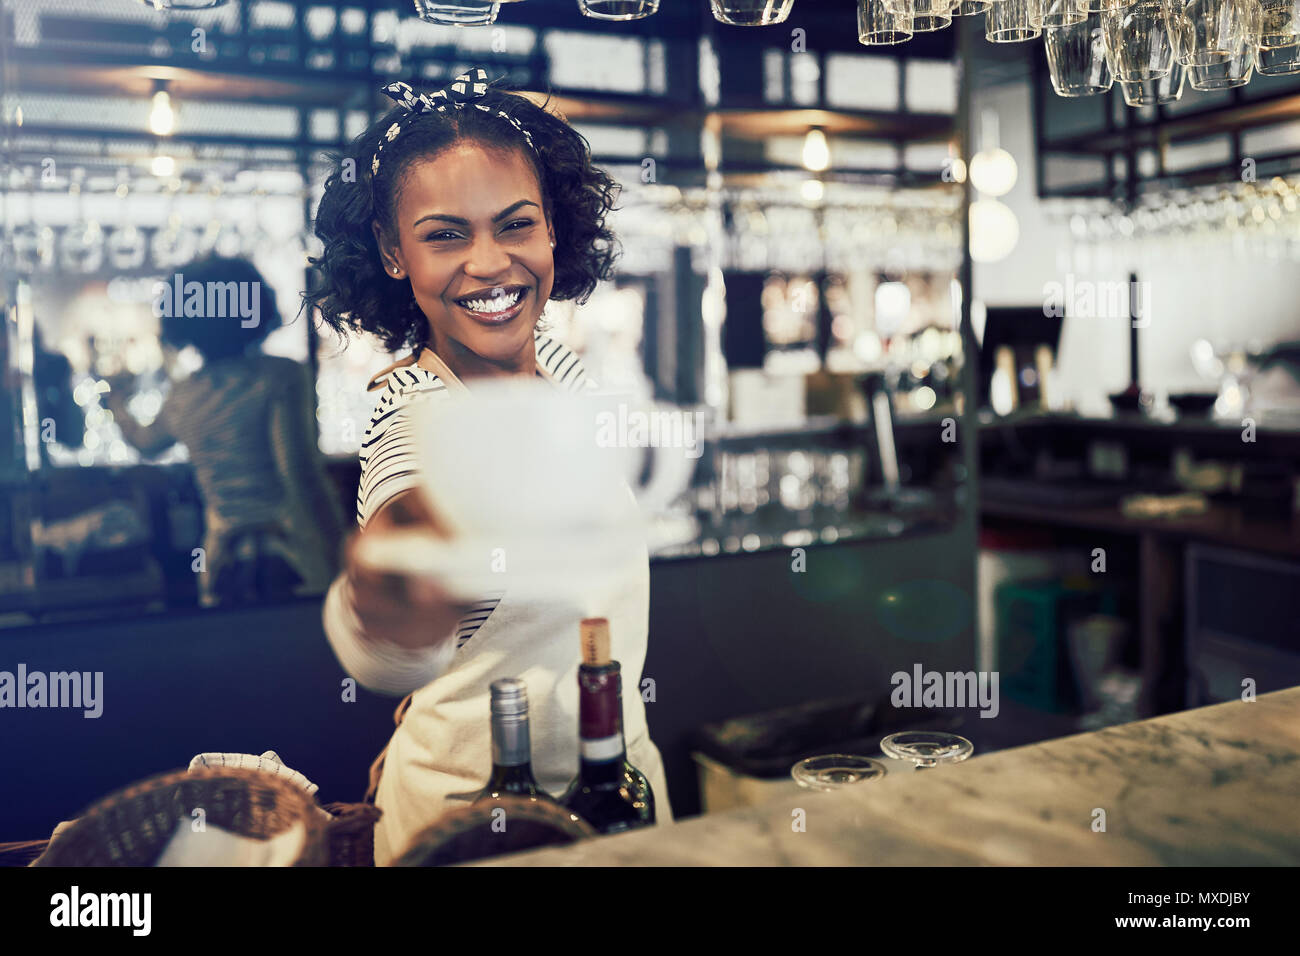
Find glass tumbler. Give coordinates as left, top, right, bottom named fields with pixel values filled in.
left=1033, top=0, right=1088, bottom=26
left=987, top=0, right=1044, bottom=41
left=710, top=0, right=796, bottom=25
left=577, top=0, right=660, bottom=19
left=1103, top=0, right=1179, bottom=80
left=1257, top=43, right=1300, bottom=71
left=914, top=0, right=955, bottom=29
left=1118, top=59, right=1187, bottom=103
left=887, top=0, right=952, bottom=29
left=1167, top=0, right=1262, bottom=89
left=1256, top=0, right=1300, bottom=73
left=1260, top=0, right=1300, bottom=42
left=414, top=0, right=500, bottom=24
left=1186, top=55, right=1256, bottom=86
left=1044, top=14, right=1115, bottom=93
left=859, top=0, right=914, bottom=44
left=954, top=0, right=993, bottom=15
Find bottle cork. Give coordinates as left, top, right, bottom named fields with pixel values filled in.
left=580, top=618, right=611, bottom=666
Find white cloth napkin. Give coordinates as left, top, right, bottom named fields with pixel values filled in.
left=187, top=750, right=320, bottom=797
left=154, top=819, right=307, bottom=867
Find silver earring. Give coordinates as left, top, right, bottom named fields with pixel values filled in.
left=392, top=266, right=399, bottom=274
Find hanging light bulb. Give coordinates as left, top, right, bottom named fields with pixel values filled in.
left=802, top=127, right=830, bottom=172
left=969, top=198, right=1020, bottom=262
left=151, top=154, right=175, bottom=177
left=150, top=83, right=174, bottom=136
left=874, top=280, right=911, bottom=338
left=801, top=179, right=824, bottom=202
left=970, top=149, right=1016, bottom=197
left=969, top=110, right=1017, bottom=198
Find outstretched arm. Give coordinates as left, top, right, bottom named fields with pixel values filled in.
left=102, top=377, right=178, bottom=457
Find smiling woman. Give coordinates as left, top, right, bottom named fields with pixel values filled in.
left=305, top=70, right=622, bottom=365
left=304, top=68, right=672, bottom=864
left=372, top=149, right=555, bottom=380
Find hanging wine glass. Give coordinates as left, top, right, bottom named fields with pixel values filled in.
left=106, top=224, right=148, bottom=271
left=36, top=225, right=56, bottom=272
left=8, top=222, right=42, bottom=274
left=60, top=186, right=105, bottom=275
left=152, top=214, right=199, bottom=270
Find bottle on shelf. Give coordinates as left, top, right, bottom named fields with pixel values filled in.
left=473, top=678, right=559, bottom=806
left=561, top=618, right=656, bottom=835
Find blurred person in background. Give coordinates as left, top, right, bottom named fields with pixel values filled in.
left=32, top=326, right=85, bottom=467
left=105, top=254, right=345, bottom=606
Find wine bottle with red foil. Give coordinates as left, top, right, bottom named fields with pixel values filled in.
left=473, top=678, right=557, bottom=805
left=561, top=619, right=655, bottom=834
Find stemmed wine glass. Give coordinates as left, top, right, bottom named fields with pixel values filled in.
left=879, top=731, right=974, bottom=770
left=791, top=754, right=887, bottom=790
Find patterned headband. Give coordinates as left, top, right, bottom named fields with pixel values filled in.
left=370, top=67, right=538, bottom=178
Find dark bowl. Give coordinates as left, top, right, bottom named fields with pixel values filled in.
left=1169, top=392, right=1219, bottom=416
left=1108, top=391, right=1144, bottom=413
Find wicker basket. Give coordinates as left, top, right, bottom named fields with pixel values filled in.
left=0, top=840, right=50, bottom=868
left=31, top=767, right=329, bottom=867
left=321, top=801, right=383, bottom=867
left=3, top=801, right=381, bottom=868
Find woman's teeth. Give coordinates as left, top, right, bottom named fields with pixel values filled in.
left=459, top=289, right=523, bottom=314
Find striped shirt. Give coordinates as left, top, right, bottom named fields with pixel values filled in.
left=353, top=329, right=595, bottom=654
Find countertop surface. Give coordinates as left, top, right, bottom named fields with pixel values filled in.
left=474, top=687, right=1300, bottom=866
left=981, top=494, right=1300, bottom=559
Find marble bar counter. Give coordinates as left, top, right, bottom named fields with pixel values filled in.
left=476, top=688, right=1300, bottom=866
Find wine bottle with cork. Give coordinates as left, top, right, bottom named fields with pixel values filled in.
left=561, top=618, right=656, bottom=834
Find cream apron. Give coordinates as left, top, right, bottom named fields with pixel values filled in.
left=368, top=346, right=673, bottom=865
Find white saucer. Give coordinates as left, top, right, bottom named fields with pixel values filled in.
left=354, top=527, right=640, bottom=603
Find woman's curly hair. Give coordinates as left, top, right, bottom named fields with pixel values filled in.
left=304, top=75, right=622, bottom=355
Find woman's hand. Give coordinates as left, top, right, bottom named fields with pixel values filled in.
left=101, top=373, right=135, bottom=415
left=344, top=489, right=477, bottom=651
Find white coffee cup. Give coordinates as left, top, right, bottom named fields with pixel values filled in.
left=358, top=377, right=700, bottom=600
